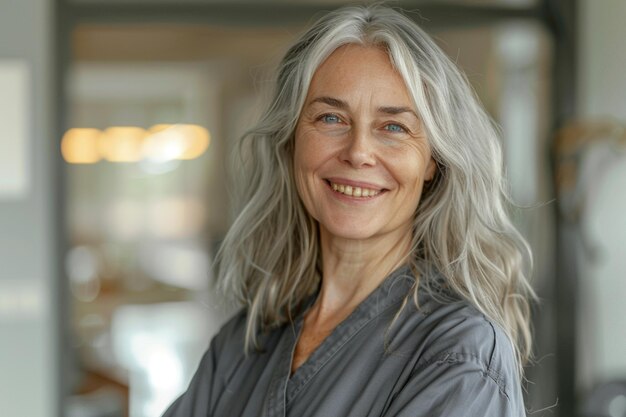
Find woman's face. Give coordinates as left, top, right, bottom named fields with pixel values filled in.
left=294, top=44, right=436, bottom=244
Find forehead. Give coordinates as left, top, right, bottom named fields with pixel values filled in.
left=305, top=44, right=413, bottom=106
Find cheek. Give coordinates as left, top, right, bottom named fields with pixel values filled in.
left=294, top=162, right=308, bottom=203
left=293, top=133, right=317, bottom=204
left=391, top=150, right=432, bottom=194
left=293, top=151, right=322, bottom=222
left=293, top=149, right=307, bottom=197
left=294, top=128, right=329, bottom=175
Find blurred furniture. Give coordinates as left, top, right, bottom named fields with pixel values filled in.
left=66, top=385, right=125, bottom=417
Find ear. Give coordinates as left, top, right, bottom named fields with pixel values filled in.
left=425, top=157, right=437, bottom=182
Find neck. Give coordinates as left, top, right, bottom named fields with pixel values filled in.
left=310, top=227, right=412, bottom=324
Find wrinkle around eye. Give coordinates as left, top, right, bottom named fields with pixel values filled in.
left=311, top=113, right=351, bottom=135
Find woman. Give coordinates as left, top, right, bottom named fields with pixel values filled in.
left=164, top=5, right=535, bottom=417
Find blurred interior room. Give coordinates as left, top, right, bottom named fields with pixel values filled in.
left=1, top=0, right=625, bottom=416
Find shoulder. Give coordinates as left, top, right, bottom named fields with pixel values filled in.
left=412, top=297, right=522, bottom=404
left=381, top=290, right=526, bottom=416
left=210, top=308, right=249, bottom=366
left=212, top=309, right=247, bottom=350
left=209, top=308, right=286, bottom=377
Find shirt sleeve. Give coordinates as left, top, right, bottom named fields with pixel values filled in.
left=381, top=352, right=524, bottom=417
left=161, top=340, right=217, bottom=417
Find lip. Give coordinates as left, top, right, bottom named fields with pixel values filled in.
left=324, top=177, right=388, bottom=191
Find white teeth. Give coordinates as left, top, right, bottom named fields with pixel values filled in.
left=329, top=181, right=380, bottom=198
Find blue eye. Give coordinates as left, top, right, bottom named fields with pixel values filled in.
left=321, top=114, right=341, bottom=124
left=384, top=123, right=406, bottom=133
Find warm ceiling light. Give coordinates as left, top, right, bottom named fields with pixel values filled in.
left=147, top=124, right=210, bottom=161
left=144, top=124, right=187, bottom=163
left=61, top=128, right=102, bottom=164
left=61, top=124, right=210, bottom=165
left=177, top=124, right=210, bottom=160
left=99, top=127, right=146, bottom=162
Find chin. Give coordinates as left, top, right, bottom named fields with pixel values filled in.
left=329, top=230, right=376, bottom=241
left=319, top=220, right=381, bottom=242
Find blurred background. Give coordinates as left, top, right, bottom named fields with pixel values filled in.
left=1, top=0, right=625, bottom=416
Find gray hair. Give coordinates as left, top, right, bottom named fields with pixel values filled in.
left=217, top=5, right=535, bottom=376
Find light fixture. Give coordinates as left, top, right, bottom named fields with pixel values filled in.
left=98, top=126, right=146, bottom=162
left=146, top=124, right=211, bottom=161
left=61, top=128, right=102, bottom=164
left=61, top=124, right=211, bottom=164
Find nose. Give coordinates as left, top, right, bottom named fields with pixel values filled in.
left=339, top=126, right=376, bottom=168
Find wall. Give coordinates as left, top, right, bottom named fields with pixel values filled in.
left=577, top=0, right=626, bottom=395
left=0, top=0, right=58, bottom=416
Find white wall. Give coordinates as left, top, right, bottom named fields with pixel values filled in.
left=0, top=0, right=58, bottom=416
left=576, top=0, right=626, bottom=394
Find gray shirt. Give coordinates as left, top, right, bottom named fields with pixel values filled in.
left=163, top=266, right=525, bottom=416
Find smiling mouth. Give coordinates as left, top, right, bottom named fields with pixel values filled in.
left=326, top=180, right=383, bottom=198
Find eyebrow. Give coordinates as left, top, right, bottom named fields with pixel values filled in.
left=377, top=106, right=419, bottom=119
left=309, top=96, right=419, bottom=119
left=309, top=96, right=348, bottom=109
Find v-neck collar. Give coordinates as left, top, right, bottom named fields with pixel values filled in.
left=262, top=265, right=416, bottom=417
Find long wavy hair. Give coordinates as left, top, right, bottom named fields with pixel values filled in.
left=217, top=5, right=535, bottom=375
